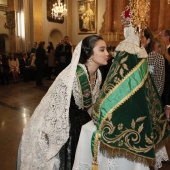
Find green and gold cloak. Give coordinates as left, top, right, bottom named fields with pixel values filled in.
left=91, top=51, right=170, bottom=167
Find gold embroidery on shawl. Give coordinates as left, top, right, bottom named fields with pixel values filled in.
left=97, top=59, right=147, bottom=125
left=92, top=59, right=148, bottom=166
left=101, top=116, right=154, bottom=153
left=92, top=54, right=130, bottom=122
left=145, top=74, right=169, bottom=148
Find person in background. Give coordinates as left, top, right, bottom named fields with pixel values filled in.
left=141, top=29, right=165, bottom=96
left=55, top=36, right=72, bottom=75
left=46, top=42, right=55, bottom=80
left=19, top=52, right=30, bottom=82
left=29, top=53, right=36, bottom=68
left=30, top=42, right=37, bottom=54
left=8, top=52, right=20, bottom=83
left=17, top=35, right=109, bottom=170
left=26, top=53, right=36, bottom=81
left=159, top=29, right=170, bottom=106
left=0, top=54, right=9, bottom=85
left=35, top=41, right=46, bottom=86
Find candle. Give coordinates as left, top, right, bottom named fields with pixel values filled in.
left=116, top=32, right=118, bottom=41
left=108, top=32, right=110, bottom=42
left=111, top=33, right=113, bottom=42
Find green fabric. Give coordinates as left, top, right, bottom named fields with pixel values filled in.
left=91, top=51, right=170, bottom=165
left=76, top=65, right=92, bottom=109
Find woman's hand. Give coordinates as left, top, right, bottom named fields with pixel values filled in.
left=165, top=105, right=170, bottom=122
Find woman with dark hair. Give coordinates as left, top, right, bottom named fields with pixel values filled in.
left=141, top=29, right=166, bottom=97
left=141, top=28, right=154, bottom=54
left=17, top=35, right=109, bottom=170
left=35, top=41, right=46, bottom=86
left=160, top=29, right=170, bottom=106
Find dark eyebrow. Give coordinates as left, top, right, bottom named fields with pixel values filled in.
left=99, top=46, right=106, bottom=49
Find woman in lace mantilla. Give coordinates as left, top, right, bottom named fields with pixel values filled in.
left=17, top=35, right=109, bottom=170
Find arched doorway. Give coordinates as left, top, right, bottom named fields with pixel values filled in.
left=48, top=29, right=62, bottom=48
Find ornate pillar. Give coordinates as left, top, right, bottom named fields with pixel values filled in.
left=33, top=0, right=43, bottom=42
left=7, top=0, right=16, bottom=52
left=157, top=0, right=166, bottom=31
left=105, top=0, right=113, bottom=32
left=116, top=0, right=126, bottom=32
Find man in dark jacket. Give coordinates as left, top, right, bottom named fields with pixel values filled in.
left=35, top=41, right=46, bottom=86
left=55, top=36, right=72, bottom=75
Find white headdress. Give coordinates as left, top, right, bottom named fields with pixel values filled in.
left=20, top=41, right=82, bottom=169
left=115, top=0, right=150, bottom=58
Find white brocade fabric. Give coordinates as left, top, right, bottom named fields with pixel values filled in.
left=73, top=121, right=169, bottom=170
left=20, top=42, right=83, bottom=170
left=115, top=27, right=148, bottom=59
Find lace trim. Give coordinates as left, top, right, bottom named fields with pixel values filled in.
left=154, top=146, right=169, bottom=170
left=115, top=27, right=148, bottom=59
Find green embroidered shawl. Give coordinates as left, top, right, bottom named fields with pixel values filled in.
left=76, top=65, right=93, bottom=109
left=91, top=51, right=170, bottom=166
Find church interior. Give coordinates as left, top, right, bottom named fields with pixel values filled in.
left=0, top=0, right=170, bottom=169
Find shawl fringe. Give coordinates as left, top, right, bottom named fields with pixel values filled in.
left=100, top=141, right=155, bottom=167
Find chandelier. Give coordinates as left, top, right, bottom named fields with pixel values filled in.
left=51, top=0, right=67, bottom=20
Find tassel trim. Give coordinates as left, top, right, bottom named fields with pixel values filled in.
left=92, top=162, right=98, bottom=170
left=100, top=141, right=155, bottom=167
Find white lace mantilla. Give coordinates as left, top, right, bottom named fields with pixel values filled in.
left=115, top=27, right=148, bottom=59
left=20, top=42, right=83, bottom=170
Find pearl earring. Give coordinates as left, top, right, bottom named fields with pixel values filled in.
left=88, top=58, right=92, bottom=66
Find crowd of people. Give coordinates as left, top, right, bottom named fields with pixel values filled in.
left=0, top=36, right=73, bottom=86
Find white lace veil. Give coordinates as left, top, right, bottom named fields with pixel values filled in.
left=20, top=41, right=82, bottom=169
left=115, top=26, right=148, bottom=58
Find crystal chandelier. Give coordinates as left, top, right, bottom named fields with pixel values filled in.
left=51, top=0, right=67, bottom=20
